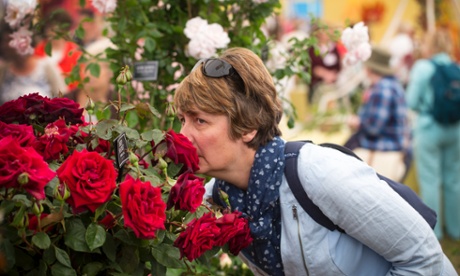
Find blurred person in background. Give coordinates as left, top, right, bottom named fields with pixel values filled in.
left=34, top=9, right=82, bottom=91
left=388, top=22, right=417, bottom=88
left=406, top=29, right=460, bottom=240
left=347, top=46, right=409, bottom=182
left=306, top=21, right=342, bottom=104
left=0, top=23, right=67, bottom=104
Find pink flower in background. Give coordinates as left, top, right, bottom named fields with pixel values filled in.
left=92, top=0, right=117, bottom=14
left=184, top=17, right=230, bottom=59
left=9, top=27, right=34, bottom=56
left=341, top=22, right=372, bottom=66
left=4, top=0, right=37, bottom=29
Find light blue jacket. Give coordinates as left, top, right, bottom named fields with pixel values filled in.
left=205, top=142, right=456, bottom=275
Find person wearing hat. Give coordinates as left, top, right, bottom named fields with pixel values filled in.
left=346, top=46, right=410, bottom=182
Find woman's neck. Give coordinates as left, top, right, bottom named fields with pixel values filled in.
left=10, top=56, right=37, bottom=75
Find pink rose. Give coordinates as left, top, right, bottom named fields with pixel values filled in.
left=9, top=27, right=34, bottom=56
left=0, top=121, right=36, bottom=147
left=0, top=136, right=55, bottom=200
left=119, top=175, right=166, bottom=239
left=173, top=212, right=220, bottom=261
left=57, top=149, right=117, bottom=213
left=167, top=172, right=205, bottom=213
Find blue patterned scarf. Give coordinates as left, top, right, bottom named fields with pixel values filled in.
left=215, top=137, right=285, bottom=275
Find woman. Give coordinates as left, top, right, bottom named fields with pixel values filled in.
left=406, top=29, right=460, bottom=240
left=174, top=47, right=456, bottom=275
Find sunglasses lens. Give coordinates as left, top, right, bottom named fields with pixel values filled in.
left=203, top=59, right=232, bottom=77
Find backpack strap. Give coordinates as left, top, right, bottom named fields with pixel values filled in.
left=284, top=141, right=342, bottom=232
left=284, top=140, right=437, bottom=231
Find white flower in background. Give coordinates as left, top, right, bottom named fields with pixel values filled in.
left=253, top=0, right=268, bottom=4
left=184, top=17, right=230, bottom=59
left=92, top=0, right=117, bottom=14
left=341, top=21, right=372, bottom=66
left=4, top=0, right=37, bottom=28
left=9, top=27, right=34, bottom=56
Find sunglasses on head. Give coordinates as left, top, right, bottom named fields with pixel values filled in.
left=192, top=58, right=238, bottom=78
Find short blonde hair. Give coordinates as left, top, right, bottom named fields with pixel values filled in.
left=174, top=47, right=282, bottom=149
left=424, top=29, right=453, bottom=55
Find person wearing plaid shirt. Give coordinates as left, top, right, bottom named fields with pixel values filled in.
left=347, top=46, right=409, bottom=182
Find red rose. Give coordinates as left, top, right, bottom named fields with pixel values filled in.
left=57, top=149, right=117, bottom=213
left=215, top=211, right=253, bottom=255
left=167, top=172, right=205, bottom=213
left=119, top=175, right=166, bottom=239
left=173, top=212, right=220, bottom=261
left=0, top=121, right=36, bottom=147
left=34, top=119, right=72, bottom=161
left=99, top=211, right=117, bottom=230
left=152, top=129, right=199, bottom=174
left=43, top=97, right=84, bottom=125
left=0, top=136, right=55, bottom=199
left=0, top=93, right=47, bottom=124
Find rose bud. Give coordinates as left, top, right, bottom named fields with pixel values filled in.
left=54, top=183, right=70, bottom=201
left=116, top=71, right=127, bottom=85
left=129, top=151, right=139, bottom=167
left=165, top=103, right=176, bottom=117
left=125, top=66, right=133, bottom=81
left=17, top=172, right=29, bottom=185
left=32, top=201, right=44, bottom=216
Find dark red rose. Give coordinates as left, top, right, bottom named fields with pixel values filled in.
left=43, top=97, right=84, bottom=125
left=119, top=175, right=166, bottom=239
left=99, top=211, right=117, bottom=230
left=152, top=129, right=199, bottom=174
left=0, top=136, right=56, bottom=200
left=167, top=172, right=205, bottom=213
left=34, top=119, right=72, bottom=161
left=215, top=211, right=253, bottom=255
left=173, top=212, right=220, bottom=261
left=0, top=93, right=47, bottom=124
left=57, top=149, right=117, bottom=213
left=0, top=121, right=36, bottom=147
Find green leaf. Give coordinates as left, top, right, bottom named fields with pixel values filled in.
left=151, top=243, right=184, bottom=269
left=51, top=263, right=77, bottom=276
left=144, top=37, right=156, bottom=53
left=147, top=104, right=161, bottom=118
left=43, top=247, right=56, bottom=265
left=0, top=199, right=16, bottom=215
left=119, top=245, right=139, bottom=274
left=54, top=246, right=72, bottom=268
left=85, top=223, right=106, bottom=251
left=95, top=119, right=118, bottom=140
left=149, top=257, right=166, bottom=276
left=102, top=232, right=117, bottom=262
left=64, top=218, right=92, bottom=252
left=45, top=41, right=52, bottom=56
left=32, top=232, right=51, bottom=249
left=86, top=63, right=101, bottom=78
left=140, top=129, right=164, bottom=143
left=82, top=262, right=104, bottom=276
left=119, top=103, right=136, bottom=112
left=94, top=202, right=108, bottom=221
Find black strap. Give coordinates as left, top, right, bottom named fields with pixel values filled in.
left=284, top=141, right=341, bottom=232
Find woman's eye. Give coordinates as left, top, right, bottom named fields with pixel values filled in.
left=196, top=118, right=206, bottom=124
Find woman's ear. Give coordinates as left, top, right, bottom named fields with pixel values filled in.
left=242, top=130, right=257, bottom=143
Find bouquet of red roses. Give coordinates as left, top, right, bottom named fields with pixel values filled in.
left=0, top=93, right=252, bottom=275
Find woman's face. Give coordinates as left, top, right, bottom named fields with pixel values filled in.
left=177, top=109, right=250, bottom=177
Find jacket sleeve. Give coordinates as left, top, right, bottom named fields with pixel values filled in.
left=297, top=144, right=444, bottom=275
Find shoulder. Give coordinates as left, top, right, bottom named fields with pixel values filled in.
left=411, top=59, right=435, bottom=75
